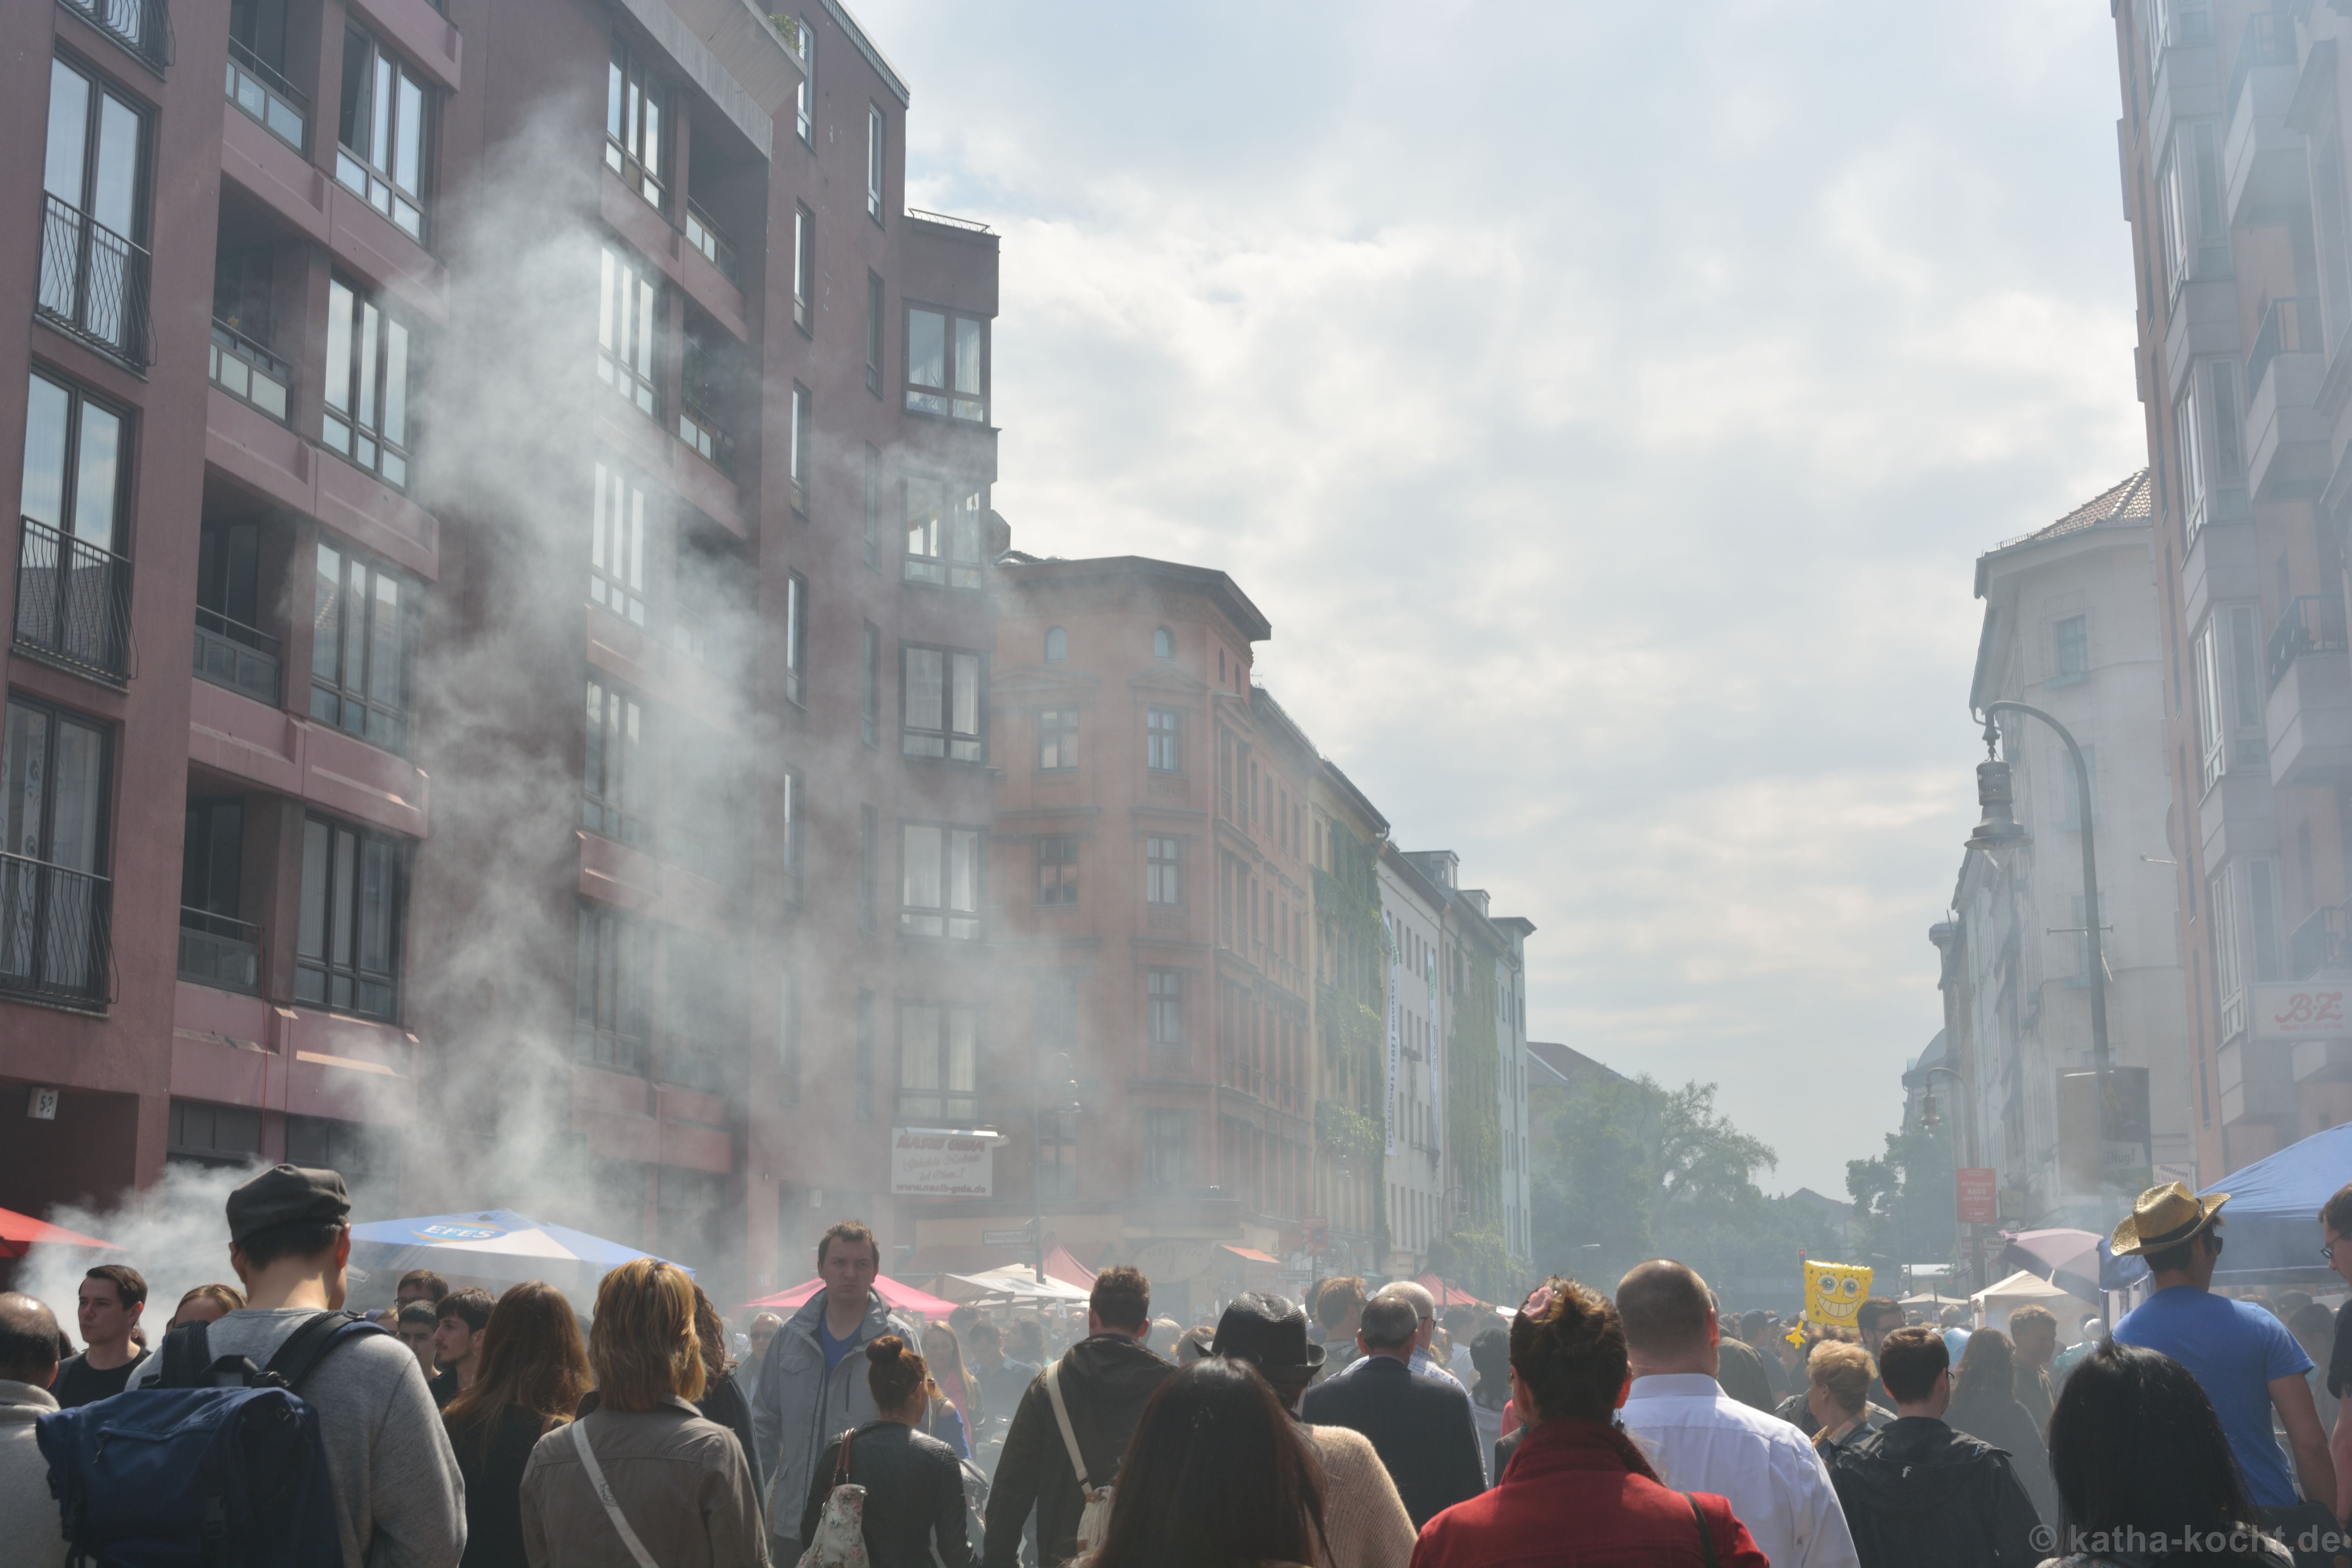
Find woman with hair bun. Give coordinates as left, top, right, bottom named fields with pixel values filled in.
left=1413, top=1278, right=1768, bottom=1567
left=798, top=1334, right=973, bottom=1568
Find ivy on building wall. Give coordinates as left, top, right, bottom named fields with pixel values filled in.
left=1446, top=940, right=1509, bottom=1295
left=1316, top=829, right=1389, bottom=1259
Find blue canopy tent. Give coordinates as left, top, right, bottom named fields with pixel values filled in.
left=347, top=1209, right=688, bottom=1299
left=2200, top=1123, right=2352, bottom=1281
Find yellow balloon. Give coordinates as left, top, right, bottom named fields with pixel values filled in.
left=1802, top=1261, right=1873, bottom=1328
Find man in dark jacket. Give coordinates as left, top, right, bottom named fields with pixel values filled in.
left=1299, top=1294, right=1485, bottom=1526
left=982, top=1266, right=1171, bottom=1568
left=1828, top=1326, right=2042, bottom=1567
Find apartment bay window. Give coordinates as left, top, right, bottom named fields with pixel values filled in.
left=598, top=246, right=661, bottom=417
left=40, top=57, right=151, bottom=363
left=900, top=822, right=981, bottom=938
left=0, top=696, right=112, bottom=1005
left=788, top=384, right=811, bottom=513
left=574, top=902, right=650, bottom=1071
left=1037, top=835, right=1078, bottom=906
left=866, top=103, right=885, bottom=220
left=322, top=278, right=414, bottom=486
left=1147, top=707, right=1182, bottom=772
left=1147, top=835, right=1182, bottom=905
left=793, top=205, right=813, bottom=333
left=17, top=372, right=131, bottom=680
left=590, top=460, right=650, bottom=626
left=784, top=572, right=808, bottom=706
left=2192, top=604, right=2266, bottom=791
left=904, top=477, right=984, bottom=588
left=902, top=644, right=983, bottom=761
left=296, top=814, right=402, bottom=1020
left=2156, top=120, right=2223, bottom=296
left=336, top=28, right=431, bottom=242
left=310, top=544, right=414, bottom=750
left=905, top=307, right=987, bottom=423
left=897, top=1002, right=977, bottom=1123
left=1038, top=707, right=1077, bottom=771
left=605, top=41, right=666, bottom=211
left=2210, top=856, right=2282, bottom=1041
left=584, top=674, right=647, bottom=845
left=2177, top=357, right=2243, bottom=544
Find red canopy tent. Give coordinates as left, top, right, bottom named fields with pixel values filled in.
left=741, top=1274, right=962, bottom=1319
left=0, top=1207, right=117, bottom=1259
left=1415, top=1274, right=1495, bottom=1312
left=1042, top=1243, right=1096, bottom=1291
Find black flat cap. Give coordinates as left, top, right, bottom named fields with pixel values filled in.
left=228, top=1164, right=350, bottom=1243
left=1212, top=1292, right=1325, bottom=1379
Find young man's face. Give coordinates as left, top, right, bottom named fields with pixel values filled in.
left=397, top=1319, right=436, bottom=1370
left=2013, top=1320, right=2058, bottom=1367
left=77, top=1279, right=138, bottom=1350
left=1859, top=1309, right=1898, bottom=1355
left=821, top=1239, right=880, bottom=1304
left=430, top=1316, right=483, bottom=1372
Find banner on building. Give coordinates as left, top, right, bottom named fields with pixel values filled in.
left=1385, top=914, right=1401, bottom=1158
left=1426, top=951, right=1440, bottom=1125
left=1956, top=1167, right=1997, bottom=1224
left=889, top=1127, right=996, bottom=1198
left=2251, top=983, right=2348, bottom=1040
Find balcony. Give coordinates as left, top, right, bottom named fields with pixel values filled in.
left=684, top=200, right=737, bottom=281
left=2267, top=597, right=2352, bottom=789
left=59, top=0, right=171, bottom=72
left=677, top=403, right=734, bottom=475
left=2289, top=901, right=2350, bottom=981
left=37, top=194, right=153, bottom=366
left=178, top=908, right=260, bottom=995
left=2247, top=296, right=2330, bottom=503
left=0, top=853, right=113, bottom=1008
left=193, top=605, right=281, bottom=705
left=225, top=36, right=305, bottom=151
left=208, top=321, right=291, bottom=423
left=16, top=517, right=132, bottom=683
left=2223, top=12, right=2305, bottom=230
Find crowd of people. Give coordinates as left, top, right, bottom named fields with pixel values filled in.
left=7, top=1168, right=2352, bottom=1566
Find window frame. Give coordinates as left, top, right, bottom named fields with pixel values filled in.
left=1148, top=967, right=1183, bottom=1049
left=1153, top=625, right=1174, bottom=661
left=903, top=303, right=989, bottom=424
left=295, top=811, right=404, bottom=1021
left=39, top=55, right=153, bottom=364
left=895, top=1000, right=980, bottom=1124
left=1037, top=706, right=1078, bottom=772
left=866, top=102, right=885, bottom=222
left=902, top=475, right=985, bottom=588
left=789, top=383, right=811, bottom=514
left=335, top=25, right=432, bottom=243
left=2054, top=615, right=2089, bottom=684
left=583, top=671, right=649, bottom=846
left=866, top=270, right=885, bottom=396
left=573, top=900, right=651, bottom=1071
left=784, top=570, right=808, bottom=707
left=792, top=203, right=814, bottom=335
left=1146, top=707, right=1183, bottom=773
left=898, top=819, right=983, bottom=939
left=900, top=642, right=985, bottom=762
left=1037, top=833, right=1079, bottom=906
left=780, top=765, right=803, bottom=907
left=604, top=36, right=667, bottom=212
left=322, top=275, right=416, bottom=488
left=862, top=621, right=881, bottom=747
left=309, top=541, right=416, bottom=751
left=597, top=243, right=662, bottom=419
left=1146, top=835, right=1182, bottom=906
left=590, top=459, right=652, bottom=627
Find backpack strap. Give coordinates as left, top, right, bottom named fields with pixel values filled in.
left=157, top=1321, right=214, bottom=1389
left=1683, top=1493, right=1717, bottom=1568
left=1043, top=1359, right=1091, bottom=1490
left=260, top=1310, right=378, bottom=1392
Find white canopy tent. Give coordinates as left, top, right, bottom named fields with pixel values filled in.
left=937, top=1266, right=1091, bottom=1305
left=1971, top=1269, right=2093, bottom=1338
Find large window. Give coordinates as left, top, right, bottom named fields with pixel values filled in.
left=598, top=245, right=660, bottom=417
left=2054, top=615, right=2089, bottom=683
left=0, top=696, right=111, bottom=1004
left=2156, top=120, right=2223, bottom=296
left=863, top=445, right=881, bottom=568
left=897, top=1002, right=976, bottom=1122
left=604, top=40, right=665, bottom=211
left=2212, top=856, right=2281, bottom=1041
left=902, top=645, right=983, bottom=761
left=1148, top=968, right=1183, bottom=1049
left=780, top=768, right=803, bottom=907
left=584, top=675, right=647, bottom=845
left=40, top=58, right=150, bottom=362
left=785, top=16, right=812, bottom=143
left=789, top=385, right=811, bottom=513
left=1147, top=836, right=1182, bottom=905
left=591, top=461, right=649, bottom=626
left=1038, top=708, right=1077, bottom=771
left=866, top=103, right=884, bottom=220
left=1143, top=1111, right=1189, bottom=1187
left=16, top=372, right=130, bottom=679
left=296, top=814, right=401, bottom=1019
left=900, top=822, right=981, bottom=938
left=575, top=902, right=650, bottom=1070
left=310, top=544, right=412, bottom=748
left=322, top=277, right=414, bottom=486
left=862, top=622, right=881, bottom=747
left=2177, top=357, right=2242, bottom=544
left=336, top=27, right=430, bottom=242
left=2192, top=604, right=2265, bottom=791
left=905, top=307, right=986, bottom=423
left=784, top=572, right=808, bottom=706
left=1146, top=707, right=1182, bottom=772
left=792, top=204, right=813, bottom=334
left=866, top=272, right=885, bottom=396
left=904, top=477, right=984, bottom=588
left=1037, top=835, right=1078, bottom=906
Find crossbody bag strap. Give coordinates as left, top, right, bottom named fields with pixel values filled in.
left=1683, top=1492, right=1717, bottom=1568
left=1042, top=1360, right=1091, bottom=1490
left=570, top=1419, right=659, bottom=1568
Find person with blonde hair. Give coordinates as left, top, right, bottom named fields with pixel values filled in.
left=519, top=1259, right=765, bottom=1566
left=164, top=1283, right=245, bottom=1330
left=1805, top=1341, right=1885, bottom=1454
left=445, top=1281, right=592, bottom=1568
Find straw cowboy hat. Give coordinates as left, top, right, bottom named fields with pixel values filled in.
left=2110, top=1181, right=2231, bottom=1258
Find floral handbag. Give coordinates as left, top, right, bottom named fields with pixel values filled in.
left=795, top=1428, right=868, bottom=1568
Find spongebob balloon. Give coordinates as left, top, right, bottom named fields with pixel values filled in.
left=1803, top=1261, right=1873, bottom=1329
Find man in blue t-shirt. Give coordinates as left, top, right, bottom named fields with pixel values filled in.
left=2113, top=1183, right=2336, bottom=1535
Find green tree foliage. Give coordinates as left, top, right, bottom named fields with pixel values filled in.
left=1846, top=1123, right=1957, bottom=1267
left=1529, top=1073, right=1844, bottom=1304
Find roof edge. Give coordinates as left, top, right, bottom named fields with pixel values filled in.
left=819, top=0, right=911, bottom=106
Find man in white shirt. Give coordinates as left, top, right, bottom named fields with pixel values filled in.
left=1616, top=1261, right=1860, bottom=1568
left=1332, top=1281, right=1465, bottom=1389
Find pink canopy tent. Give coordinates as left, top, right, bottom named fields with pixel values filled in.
left=0, top=1207, right=118, bottom=1259
left=1415, top=1274, right=1495, bottom=1312
left=741, top=1274, right=961, bottom=1319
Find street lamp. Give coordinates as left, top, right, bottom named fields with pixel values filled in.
left=1032, top=1049, right=1081, bottom=1286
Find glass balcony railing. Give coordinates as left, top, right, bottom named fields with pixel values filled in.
left=225, top=35, right=306, bottom=149
left=209, top=320, right=291, bottom=422
left=178, top=907, right=261, bottom=994
left=684, top=200, right=737, bottom=281
left=678, top=402, right=734, bottom=474
left=194, top=604, right=282, bottom=705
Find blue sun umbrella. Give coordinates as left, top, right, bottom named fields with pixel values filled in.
left=347, top=1208, right=691, bottom=1297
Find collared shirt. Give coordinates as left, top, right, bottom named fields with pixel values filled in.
left=1332, top=1343, right=1464, bottom=1390
left=1620, top=1372, right=1860, bottom=1568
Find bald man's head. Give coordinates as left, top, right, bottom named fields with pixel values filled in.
left=1615, top=1261, right=1716, bottom=1360
left=0, top=1292, right=61, bottom=1387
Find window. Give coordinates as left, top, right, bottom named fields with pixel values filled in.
left=2056, top=745, right=2100, bottom=833
left=1143, top=1111, right=1189, bottom=1187
left=40, top=58, right=150, bottom=362
left=310, top=544, right=414, bottom=749
left=855, top=991, right=874, bottom=1120
left=897, top=1003, right=978, bottom=1122
left=666, top=719, right=742, bottom=889
left=605, top=40, right=665, bottom=210
left=780, top=767, right=803, bottom=906
left=597, top=246, right=660, bottom=417
left=904, top=477, right=984, bottom=587
left=1148, top=968, right=1182, bottom=1048
left=2212, top=856, right=2281, bottom=1040
left=583, top=675, right=647, bottom=844
left=16, top=372, right=130, bottom=678
left=1037, top=1108, right=1077, bottom=1199
left=574, top=902, right=650, bottom=1069
left=862, top=622, right=881, bottom=746
left=1154, top=626, right=1174, bottom=661
left=2177, top=357, right=2242, bottom=543
left=2192, top=604, right=2266, bottom=791
left=1038, top=835, right=1078, bottom=906
left=1147, top=836, right=1182, bottom=904
left=2156, top=120, right=2223, bottom=296
left=785, top=16, right=813, bottom=143
left=792, top=204, right=814, bottom=334
left=789, top=384, right=811, bottom=513
left=590, top=460, right=649, bottom=625
left=0, top=697, right=111, bottom=1004
left=905, top=307, right=987, bottom=422
left=866, top=103, right=884, bottom=220
left=336, top=27, right=430, bottom=241
left=784, top=572, right=808, bottom=706
left=2054, top=615, right=2089, bottom=683
left=866, top=272, right=884, bottom=396
left=678, top=328, right=734, bottom=472
left=1038, top=708, right=1078, bottom=771
left=296, top=814, right=401, bottom=1019
left=194, top=521, right=276, bottom=704
left=1147, top=707, right=1182, bottom=772
left=322, top=277, right=414, bottom=486
left=1044, top=626, right=1068, bottom=663
left=779, top=967, right=801, bottom=1104
left=900, top=822, right=981, bottom=938
left=227, top=0, right=306, bottom=150
left=902, top=645, right=984, bottom=760
left=863, top=445, right=881, bottom=568
left=858, top=804, right=877, bottom=933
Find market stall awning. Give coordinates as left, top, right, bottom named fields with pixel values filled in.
left=1998, top=1227, right=2146, bottom=1302
left=348, top=1208, right=682, bottom=1295
left=746, top=1274, right=962, bottom=1320
left=1416, top=1274, right=1494, bottom=1311
left=0, top=1206, right=118, bottom=1259
left=1219, top=1244, right=1280, bottom=1265
left=937, top=1267, right=1091, bottom=1305
left=2200, top=1122, right=2352, bottom=1279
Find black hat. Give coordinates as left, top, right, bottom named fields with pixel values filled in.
left=1211, top=1292, right=1325, bottom=1379
left=227, top=1164, right=351, bottom=1243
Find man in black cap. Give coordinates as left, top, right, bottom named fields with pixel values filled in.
left=129, top=1165, right=465, bottom=1568
left=1215, top=1292, right=1416, bottom=1567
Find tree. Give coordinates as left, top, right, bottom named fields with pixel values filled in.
left=1846, top=1122, right=1957, bottom=1267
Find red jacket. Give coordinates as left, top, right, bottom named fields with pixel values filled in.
left=1410, top=1417, right=1769, bottom=1568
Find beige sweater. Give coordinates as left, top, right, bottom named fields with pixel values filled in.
left=1310, top=1423, right=1419, bottom=1568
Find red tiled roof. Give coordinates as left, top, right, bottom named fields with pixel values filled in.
left=1994, top=469, right=2152, bottom=552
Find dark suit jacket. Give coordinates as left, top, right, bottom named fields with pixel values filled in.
left=1298, top=1351, right=1485, bottom=1526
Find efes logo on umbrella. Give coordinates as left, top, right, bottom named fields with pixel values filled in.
left=1803, top=1261, right=1872, bottom=1327
left=417, top=1220, right=507, bottom=1243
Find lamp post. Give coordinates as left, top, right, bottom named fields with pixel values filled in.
left=1033, top=1049, right=1080, bottom=1286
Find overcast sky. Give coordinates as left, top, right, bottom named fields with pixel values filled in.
left=857, top=0, right=2147, bottom=1198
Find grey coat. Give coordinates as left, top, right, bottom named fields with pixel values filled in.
left=1, top=1380, right=68, bottom=1568
left=750, top=1290, right=917, bottom=1540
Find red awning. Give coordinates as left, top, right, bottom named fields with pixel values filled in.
left=740, top=1274, right=962, bottom=1319
left=1220, top=1244, right=1281, bottom=1265
left=1043, top=1243, right=1096, bottom=1290
left=1414, top=1273, right=1494, bottom=1311
left=0, top=1207, right=118, bottom=1259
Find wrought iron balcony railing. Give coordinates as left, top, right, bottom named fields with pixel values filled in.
left=59, top=0, right=171, bottom=70
left=0, top=852, right=113, bottom=1007
left=38, top=193, right=154, bottom=365
left=2267, top=594, right=2349, bottom=692
left=16, top=515, right=132, bottom=681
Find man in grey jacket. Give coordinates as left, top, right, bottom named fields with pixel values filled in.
left=0, top=1292, right=69, bottom=1566
left=753, top=1219, right=918, bottom=1563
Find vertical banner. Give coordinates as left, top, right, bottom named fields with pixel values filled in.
left=1385, top=913, right=1401, bottom=1158
left=1426, top=951, right=1440, bottom=1127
